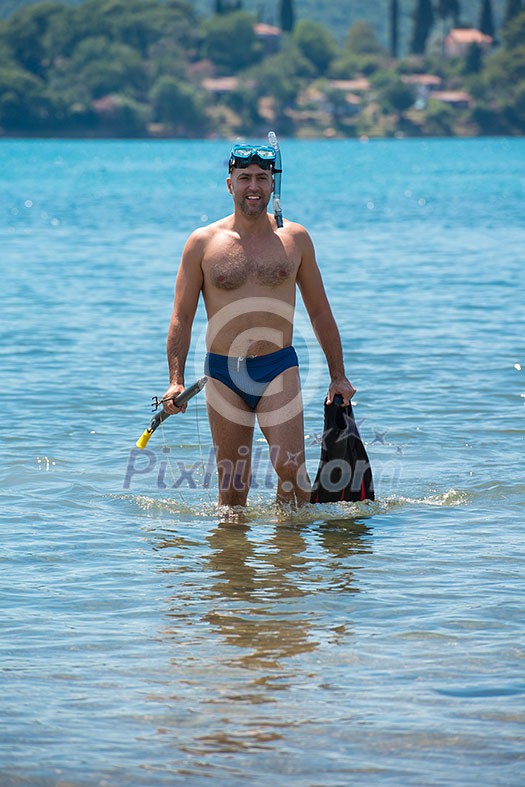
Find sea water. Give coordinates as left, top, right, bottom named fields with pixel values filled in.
left=1, top=138, right=524, bottom=785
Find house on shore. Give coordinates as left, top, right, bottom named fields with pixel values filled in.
left=444, top=28, right=493, bottom=57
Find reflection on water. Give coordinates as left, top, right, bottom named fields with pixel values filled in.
left=206, top=520, right=373, bottom=672
left=206, top=523, right=317, bottom=670
left=153, top=518, right=372, bottom=759
left=157, top=518, right=371, bottom=675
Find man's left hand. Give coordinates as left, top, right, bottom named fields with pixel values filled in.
left=326, top=377, right=356, bottom=406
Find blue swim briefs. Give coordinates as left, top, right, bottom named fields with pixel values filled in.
left=205, top=346, right=299, bottom=410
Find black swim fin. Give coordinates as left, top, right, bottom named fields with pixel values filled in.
left=310, top=395, right=374, bottom=503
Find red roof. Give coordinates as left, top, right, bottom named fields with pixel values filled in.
left=254, top=23, right=281, bottom=37
left=432, top=90, right=471, bottom=105
left=446, top=28, right=493, bottom=45
left=327, top=78, right=371, bottom=92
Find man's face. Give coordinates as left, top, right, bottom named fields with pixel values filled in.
left=227, top=164, right=273, bottom=217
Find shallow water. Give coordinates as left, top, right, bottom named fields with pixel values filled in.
left=1, top=138, right=524, bottom=785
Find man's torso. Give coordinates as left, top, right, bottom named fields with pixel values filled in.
left=200, top=217, right=302, bottom=357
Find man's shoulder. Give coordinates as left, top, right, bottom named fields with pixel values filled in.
left=188, top=216, right=232, bottom=244
left=281, top=218, right=312, bottom=245
left=282, top=217, right=308, bottom=234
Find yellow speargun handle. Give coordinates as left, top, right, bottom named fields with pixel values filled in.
left=135, top=376, right=207, bottom=449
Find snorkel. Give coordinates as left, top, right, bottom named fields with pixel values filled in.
left=267, top=130, right=283, bottom=228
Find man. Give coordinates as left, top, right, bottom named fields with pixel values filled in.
left=162, top=142, right=355, bottom=507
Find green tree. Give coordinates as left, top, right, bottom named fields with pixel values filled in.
left=410, top=0, right=434, bottom=55
left=474, top=10, right=525, bottom=131
left=0, top=29, right=16, bottom=71
left=436, top=0, right=460, bottom=26
left=249, top=41, right=311, bottom=127
left=214, top=0, right=242, bottom=13
left=504, top=0, right=523, bottom=23
left=94, top=94, right=148, bottom=136
left=222, top=82, right=261, bottom=131
left=479, top=0, right=495, bottom=38
left=148, top=1, right=199, bottom=80
left=390, top=0, right=399, bottom=58
left=372, top=71, right=414, bottom=114
left=0, top=66, right=51, bottom=129
left=424, top=99, right=455, bottom=135
left=200, top=11, right=262, bottom=73
left=470, top=102, right=506, bottom=133
left=291, top=19, right=338, bottom=76
left=511, top=79, right=525, bottom=126
left=330, top=22, right=384, bottom=79
left=4, top=2, right=65, bottom=77
left=500, top=8, right=525, bottom=47
left=464, top=42, right=483, bottom=73
left=280, top=0, right=295, bottom=33
left=150, top=75, right=207, bottom=134
left=346, top=20, right=383, bottom=55
left=65, top=0, right=197, bottom=59
left=67, top=37, right=148, bottom=100
left=325, top=86, right=351, bottom=127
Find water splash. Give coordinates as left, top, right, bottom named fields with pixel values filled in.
left=115, top=487, right=470, bottom=526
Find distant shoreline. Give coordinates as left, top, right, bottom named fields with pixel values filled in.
left=1, top=130, right=523, bottom=141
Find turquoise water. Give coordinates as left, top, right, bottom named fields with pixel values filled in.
left=1, top=138, right=524, bottom=785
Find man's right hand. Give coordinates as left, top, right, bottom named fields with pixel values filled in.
left=161, top=383, right=187, bottom=414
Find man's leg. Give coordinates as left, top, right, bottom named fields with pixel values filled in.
left=206, top=378, right=255, bottom=506
left=256, top=367, right=311, bottom=506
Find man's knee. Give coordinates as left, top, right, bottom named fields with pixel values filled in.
left=273, top=452, right=310, bottom=493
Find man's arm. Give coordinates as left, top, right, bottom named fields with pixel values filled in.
left=162, top=231, right=204, bottom=414
left=296, top=228, right=356, bottom=405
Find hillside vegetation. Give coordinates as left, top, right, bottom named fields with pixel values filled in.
left=0, top=0, right=524, bottom=138
left=0, top=0, right=512, bottom=51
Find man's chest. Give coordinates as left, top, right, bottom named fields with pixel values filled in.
left=204, top=239, right=298, bottom=290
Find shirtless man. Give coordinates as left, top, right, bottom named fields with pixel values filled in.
left=162, top=142, right=355, bottom=507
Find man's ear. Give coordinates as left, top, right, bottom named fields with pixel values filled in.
left=226, top=176, right=233, bottom=194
